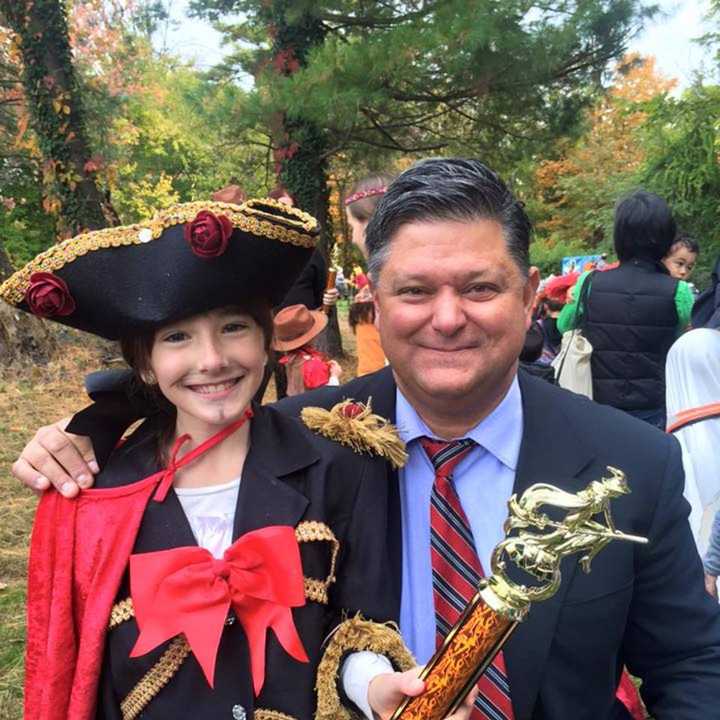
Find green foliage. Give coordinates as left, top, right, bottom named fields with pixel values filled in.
left=192, top=0, right=655, bottom=174
left=0, top=190, right=56, bottom=267
left=0, top=0, right=108, bottom=231
left=639, top=84, right=720, bottom=287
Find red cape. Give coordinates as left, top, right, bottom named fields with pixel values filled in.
left=25, top=474, right=160, bottom=720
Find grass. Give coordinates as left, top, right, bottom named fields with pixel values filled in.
left=0, top=341, right=106, bottom=719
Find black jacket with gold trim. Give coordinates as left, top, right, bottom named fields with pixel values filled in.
left=87, top=403, right=398, bottom=720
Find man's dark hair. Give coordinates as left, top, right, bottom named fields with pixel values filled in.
left=365, top=158, right=532, bottom=280
left=613, top=190, right=677, bottom=262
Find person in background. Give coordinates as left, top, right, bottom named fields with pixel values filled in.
left=666, top=328, right=720, bottom=551
left=536, top=273, right=577, bottom=364
left=344, top=174, right=395, bottom=374
left=704, top=512, right=720, bottom=600
left=558, top=190, right=694, bottom=429
left=348, top=286, right=386, bottom=376
left=268, top=184, right=295, bottom=206
left=663, top=233, right=699, bottom=282
left=212, top=183, right=247, bottom=205
left=263, top=184, right=339, bottom=400
left=345, top=174, right=396, bottom=256
left=273, top=304, right=342, bottom=396
left=691, top=254, right=720, bottom=330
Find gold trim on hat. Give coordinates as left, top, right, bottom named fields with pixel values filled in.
left=0, top=200, right=318, bottom=305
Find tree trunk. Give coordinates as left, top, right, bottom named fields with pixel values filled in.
left=0, top=0, right=117, bottom=233
left=267, top=2, right=343, bottom=356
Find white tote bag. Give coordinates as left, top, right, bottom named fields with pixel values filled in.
left=552, top=328, right=593, bottom=399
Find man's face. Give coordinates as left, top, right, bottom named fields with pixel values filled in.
left=373, top=218, right=538, bottom=414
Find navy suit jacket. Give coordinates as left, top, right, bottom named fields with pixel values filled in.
left=275, top=367, right=720, bottom=720
left=72, top=366, right=720, bottom=719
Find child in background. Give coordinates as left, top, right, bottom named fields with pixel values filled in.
left=344, top=174, right=394, bottom=375
left=349, top=286, right=386, bottom=376
left=273, top=304, right=342, bottom=395
left=663, top=233, right=699, bottom=282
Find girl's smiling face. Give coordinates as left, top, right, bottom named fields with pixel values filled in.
left=149, top=307, right=268, bottom=436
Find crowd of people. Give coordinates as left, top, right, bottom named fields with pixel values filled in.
left=4, top=158, right=720, bottom=720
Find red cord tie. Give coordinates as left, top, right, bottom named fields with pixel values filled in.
left=153, top=407, right=253, bottom=503
left=129, top=525, right=308, bottom=695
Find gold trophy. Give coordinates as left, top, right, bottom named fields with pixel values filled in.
left=391, top=467, right=647, bottom=720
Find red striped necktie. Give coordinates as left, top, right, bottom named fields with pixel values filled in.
left=420, top=437, right=514, bottom=720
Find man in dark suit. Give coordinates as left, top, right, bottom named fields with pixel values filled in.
left=14, top=159, right=720, bottom=719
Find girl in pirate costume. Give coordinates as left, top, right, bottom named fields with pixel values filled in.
left=1, top=200, right=428, bottom=720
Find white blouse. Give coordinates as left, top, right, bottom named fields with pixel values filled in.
left=175, top=476, right=241, bottom=558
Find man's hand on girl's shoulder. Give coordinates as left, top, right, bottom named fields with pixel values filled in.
left=12, top=415, right=98, bottom=497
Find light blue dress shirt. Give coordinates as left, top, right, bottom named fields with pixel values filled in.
left=396, top=377, right=523, bottom=663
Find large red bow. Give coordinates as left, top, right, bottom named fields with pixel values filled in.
left=129, top=525, right=308, bottom=694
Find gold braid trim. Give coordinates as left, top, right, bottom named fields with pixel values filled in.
left=255, top=710, right=299, bottom=720
left=302, top=400, right=408, bottom=470
left=0, top=199, right=318, bottom=304
left=315, top=615, right=415, bottom=720
left=109, top=597, right=135, bottom=629
left=296, top=521, right=340, bottom=605
left=120, top=636, right=191, bottom=720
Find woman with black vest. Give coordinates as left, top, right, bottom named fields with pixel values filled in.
left=558, top=191, right=694, bottom=429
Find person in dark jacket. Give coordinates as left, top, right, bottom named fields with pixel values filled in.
left=558, top=190, right=693, bottom=429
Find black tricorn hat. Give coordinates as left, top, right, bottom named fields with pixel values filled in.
left=0, top=199, right=319, bottom=340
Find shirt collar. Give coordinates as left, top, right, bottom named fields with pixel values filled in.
left=395, top=375, right=523, bottom=472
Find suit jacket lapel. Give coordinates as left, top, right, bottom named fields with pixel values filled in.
left=504, top=372, right=597, bottom=719
left=364, top=368, right=403, bottom=617
left=340, top=367, right=404, bottom=617
left=232, top=405, right=314, bottom=539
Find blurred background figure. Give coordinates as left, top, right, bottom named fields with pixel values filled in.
left=537, top=272, right=578, bottom=365
left=692, top=255, right=720, bottom=330
left=343, top=174, right=395, bottom=375
left=348, top=286, right=385, bottom=377
left=268, top=184, right=295, bottom=205
left=666, top=328, right=720, bottom=552
left=662, top=232, right=699, bottom=282
left=558, top=190, right=693, bottom=429
left=272, top=304, right=342, bottom=396
left=211, top=183, right=247, bottom=205
left=344, top=173, right=395, bottom=257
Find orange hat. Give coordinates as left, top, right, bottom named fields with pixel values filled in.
left=272, top=304, right=328, bottom=351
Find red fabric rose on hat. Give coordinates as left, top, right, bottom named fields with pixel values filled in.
left=25, top=272, right=76, bottom=317
left=184, top=210, right=233, bottom=259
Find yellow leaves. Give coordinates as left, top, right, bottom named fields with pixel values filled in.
left=42, top=195, right=62, bottom=215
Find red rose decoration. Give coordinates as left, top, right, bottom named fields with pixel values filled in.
left=342, top=402, right=364, bottom=419
left=184, top=210, right=233, bottom=259
left=25, top=272, right=76, bottom=317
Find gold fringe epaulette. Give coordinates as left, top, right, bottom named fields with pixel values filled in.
left=301, top=399, right=408, bottom=469
left=315, top=615, right=415, bottom=720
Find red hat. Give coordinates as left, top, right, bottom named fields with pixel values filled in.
left=272, top=304, right=328, bottom=351
left=544, top=273, right=580, bottom=303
